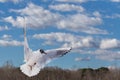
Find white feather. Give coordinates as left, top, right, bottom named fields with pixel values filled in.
left=20, top=48, right=72, bottom=77
left=20, top=25, right=72, bottom=77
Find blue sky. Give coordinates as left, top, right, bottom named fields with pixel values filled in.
left=0, top=0, right=120, bottom=69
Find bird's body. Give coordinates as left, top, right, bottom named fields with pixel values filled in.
left=21, top=48, right=72, bottom=77
left=20, top=25, right=72, bottom=77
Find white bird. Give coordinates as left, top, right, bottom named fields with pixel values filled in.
left=20, top=26, right=72, bottom=77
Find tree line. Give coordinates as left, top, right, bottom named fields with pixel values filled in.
left=0, top=62, right=120, bottom=80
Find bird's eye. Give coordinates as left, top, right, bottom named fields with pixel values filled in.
left=40, top=49, right=44, bottom=53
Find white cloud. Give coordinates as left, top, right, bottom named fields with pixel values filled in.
left=0, top=0, right=7, bottom=3
left=85, top=49, right=120, bottom=61
left=75, top=57, right=83, bottom=61
left=4, top=16, right=25, bottom=28
left=105, top=14, right=120, bottom=19
left=55, top=0, right=88, bottom=3
left=1, top=34, right=12, bottom=40
left=0, top=0, right=22, bottom=3
left=57, top=0, right=120, bottom=3
left=93, top=11, right=101, bottom=17
left=11, top=0, right=22, bottom=3
left=0, top=40, right=23, bottom=46
left=100, top=39, right=119, bottom=49
left=8, top=3, right=61, bottom=28
left=0, top=34, right=23, bottom=47
left=49, top=4, right=85, bottom=12
left=0, top=10, right=4, bottom=14
left=57, top=13, right=108, bottom=34
left=0, top=26, right=9, bottom=31
left=5, top=3, right=108, bottom=34
left=111, top=0, right=120, bottom=2
left=96, top=51, right=120, bottom=61
left=75, top=57, right=91, bottom=61
left=33, top=32, right=97, bottom=49
left=33, top=32, right=76, bottom=43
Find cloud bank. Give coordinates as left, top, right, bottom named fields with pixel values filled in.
left=0, top=40, right=23, bottom=46
left=0, top=26, right=9, bottom=31
left=0, top=0, right=22, bottom=3
left=4, top=3, right=108, bottom=34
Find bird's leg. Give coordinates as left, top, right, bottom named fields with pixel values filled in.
left=34, top=63, right=36, bottom=65
left=28, top=65, right=32, bottom=70
left=28, top=63, right=36, bottom=70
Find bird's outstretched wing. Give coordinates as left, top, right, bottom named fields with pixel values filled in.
left=37, top=47, right=72, bottom=68
left=23, top=26, right=32, bottom=62
left=45, top=47, right=72, bottom=58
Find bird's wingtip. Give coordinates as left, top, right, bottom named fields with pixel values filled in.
left=68, top=47, right=72, bottom=51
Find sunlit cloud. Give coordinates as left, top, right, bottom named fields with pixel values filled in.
left=100, top=39, right=120, bottom=49
left=4, top=16, right=25, bottom=28
left=111, top=0, right=120, bottom=2
left=49, top=4, right=85, bottom=12
left=1, top=34, right=12, bottom=40
left=55, top=0, right=88, bottom=3
left=0, top=26, right=9, bottom=31
left=0, top=40, right=23, bottom=46
left=96, top=51, right=120, bottom=61
left=75, top=57, right=91, bottom=61
left=5, top=3, right=108, bottom=34
left=105, top=14, right=120, bottom=19
left=0, top=0, right=23, bottom=3
left=33, top=32, right=97, bottom=49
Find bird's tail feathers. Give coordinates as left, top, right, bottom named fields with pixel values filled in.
left=20, top=63, right=41, bottom=77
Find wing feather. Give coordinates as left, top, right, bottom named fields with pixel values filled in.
left=23, top=26, right=32, bottom=62
left=37, top=47, right=72, bottom=67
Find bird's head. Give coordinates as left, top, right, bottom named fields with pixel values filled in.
left=39, top=49, right=47, bottom=54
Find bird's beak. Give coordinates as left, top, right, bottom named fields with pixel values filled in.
left=44, top=52, right=47, bottom=54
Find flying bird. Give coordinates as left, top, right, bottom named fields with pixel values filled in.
left=20, top=26, right=72, bottom=77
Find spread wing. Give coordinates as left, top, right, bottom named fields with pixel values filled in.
left=23, top=26, right=32, bottom=62
left=37, top=47, right=72, bottom=67
left=46, top=47, right=72, bottom=58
